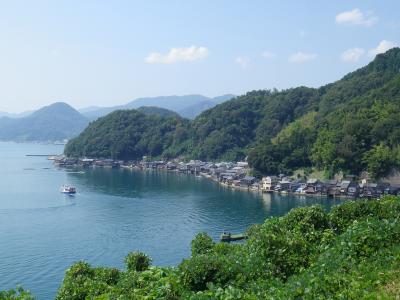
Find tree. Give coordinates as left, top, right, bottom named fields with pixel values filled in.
left=191, top=232, right=214, bottom=255
left=125, top=251, right=152, bottom=272
left=362, top=143, right=394, bottom=179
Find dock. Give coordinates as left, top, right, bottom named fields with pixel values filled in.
left=220, top=232, right=247, bottom=242
left=26, top=154, right=60, bottom=157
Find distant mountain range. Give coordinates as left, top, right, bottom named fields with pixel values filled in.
left=79, top=94, right=235, bottom=120
left=0, top=102, right=89, bottom=142
left=0, top=110, right=33, bottom=118
left=0, top=93, right=230, bottom=142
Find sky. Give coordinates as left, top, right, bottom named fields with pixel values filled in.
left=0, top=0, right=399, bottom=113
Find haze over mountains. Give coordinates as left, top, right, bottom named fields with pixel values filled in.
left=79, top=94, right=235, bottom=120
left=0, top=102, right=89, bottom=142
left=0, top=94, right=233, bottom=142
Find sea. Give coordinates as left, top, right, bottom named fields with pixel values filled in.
left=0, top=142, right=343, bottom=299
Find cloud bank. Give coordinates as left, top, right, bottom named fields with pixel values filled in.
left=368, top=40, right=398, bottom=57
left=235, top=56, right=250, bottom=69
left=289, top=52, right=317, bottom=63
left=335, top=8, right=378, bottom=27
left=341, top=48, right=365, bottom=62
left=145, top=46, right=209, bottom=64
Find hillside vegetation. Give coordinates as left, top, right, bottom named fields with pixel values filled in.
left=65, top=48, right=400, bottom=178
left=47, top=196, right=400, bottom=299
left=65, top=110, right=190, bottom=160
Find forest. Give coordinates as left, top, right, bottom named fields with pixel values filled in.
left=65, top=48, right=400, bottom=179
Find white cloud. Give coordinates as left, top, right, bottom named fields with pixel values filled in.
left=289, top=52, right=317, bottom=63
left=145, top=46, right=209, bottom=64
left=341, top=47, right=365, bottom=62
left=235, top=56, right=250, bottom=69
left=335, top=8, right=378, bottom=27
left=261, top=51, right=276, bottom=59
left=368, top=40, right=398, bottom=57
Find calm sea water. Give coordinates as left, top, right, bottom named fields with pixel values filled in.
left=0, top=142, right=342, bottom=299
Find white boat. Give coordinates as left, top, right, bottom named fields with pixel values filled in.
left=60, top=185, right=76, bottom=194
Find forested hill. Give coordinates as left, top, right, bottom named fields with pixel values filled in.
left=136, top=106, right=180, bottom=118
left=64, top=110, right=190, bottom=160
left=65, top=48, right=400, bottom=178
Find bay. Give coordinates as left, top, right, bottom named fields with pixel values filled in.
left=0, top=142, right=342, bottom=299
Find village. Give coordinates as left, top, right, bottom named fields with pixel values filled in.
left=52, top=156, right=400, bottom=199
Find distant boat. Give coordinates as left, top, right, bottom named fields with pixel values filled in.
left=60, top=185, right=76, bottom=194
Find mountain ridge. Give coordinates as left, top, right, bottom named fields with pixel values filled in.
left=65, top=48, right=400, bottom=178
left=80, top=94, right=235, bottom=120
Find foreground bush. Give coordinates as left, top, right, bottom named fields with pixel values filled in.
left=125, top=251, right=152, bottom=272
left=5, top=196, right=400, bottom=299
left=0, top=287, right=34, bottom=300
left=52, top=197, right=400, bottom=299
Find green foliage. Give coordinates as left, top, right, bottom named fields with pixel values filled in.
left=191, top=232, right=215, bottom=256
left=363, top=143, right=397, bottom=179
left=125, top=251, right=152, bottom=272
left=44, top=196, right=400, bottom=299
left=0, top=287, right=34, bottom=300
left=65, top=110, right=191, bottom=160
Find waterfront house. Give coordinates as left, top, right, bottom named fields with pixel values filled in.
left=362, top=183, right=378, bottom=198
left=261, top=176, right=279, bottom=192
left=166, top=162, right=177, bottom=170
left=340, top=180, right=351, bottom=194
left=295, top=183, right=307, bottom=194
left=305, top=179, right=320, bottom=194
left=385, top=185, right=400, bottom=195
left=275, top=180, right=291, bottom=192
left=347, top=181, right=360, bottom=198
left=240, top=176, right=256, bottom=188
left=326, top=180, right=341, bottom=197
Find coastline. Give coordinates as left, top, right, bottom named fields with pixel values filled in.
left=55, top=158, right=366, bottom=201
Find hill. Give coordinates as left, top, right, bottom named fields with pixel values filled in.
left=0, top=102, right=89, bottom=142
left=136, top=106, right=180, bottom=118
left=81, top=94, right=234, bottom=120
left=66, top=48, right=400, bottom=178
left=177, top=94, right=235, bottom=119
left=64, top=110, right=190, bottom=159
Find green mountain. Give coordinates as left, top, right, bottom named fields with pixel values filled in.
left=66, top=48, right=400, bottom=178
left=0, top=102, right=89, bottom=142
left=65, top=110, right=190, bottom=159
left=136, top=106, right=180, bottom=118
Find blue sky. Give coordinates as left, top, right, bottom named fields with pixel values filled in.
left=0, top=0, right=399, bottom=113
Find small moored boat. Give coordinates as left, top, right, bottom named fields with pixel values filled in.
left=60, top=185, right=76, bottom=194
left=220, top=231, right=247, bottom=242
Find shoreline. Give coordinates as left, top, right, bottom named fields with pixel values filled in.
left=59, top=161, right=366, bottom=201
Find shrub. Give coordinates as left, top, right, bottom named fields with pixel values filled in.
left=191, top=232, right=215, bottom=256
left=0, top=287, right=34, bottom=300
left=125, top=251, right=152, bottom=272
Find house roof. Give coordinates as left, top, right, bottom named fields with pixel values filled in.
left=341, top=180, right=351, bottom=188
left=307, top=178, right=319, bottom=184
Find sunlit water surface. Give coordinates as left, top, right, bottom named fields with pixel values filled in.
left=0, top=142, right=343, bottom=299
